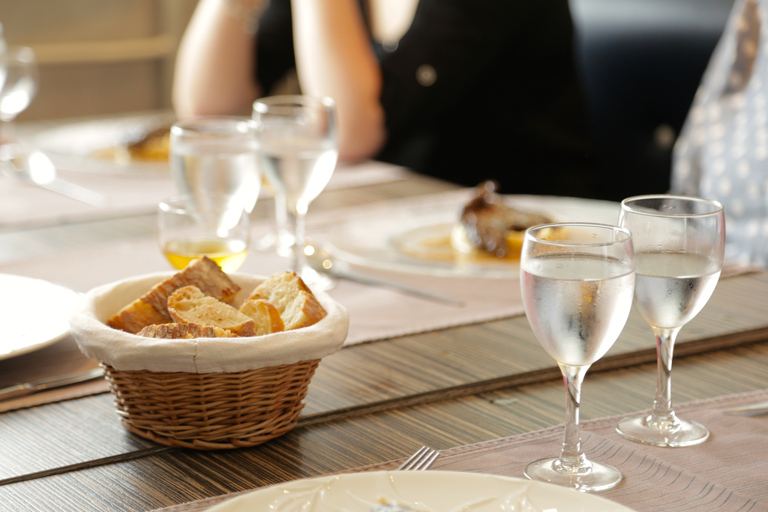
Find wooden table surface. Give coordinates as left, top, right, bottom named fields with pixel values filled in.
left=1, top=171, right=767, bottom=512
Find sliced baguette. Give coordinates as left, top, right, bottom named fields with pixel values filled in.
left=106, top=257, right=241, bottom=334
left=167, top=286, right=256, bottom=336
left=239, top=299, right=285, bottom=335
left=247, top=272, right=327, bottom=330
left=137, top=323, right=236, bottom=339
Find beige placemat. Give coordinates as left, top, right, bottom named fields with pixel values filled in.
left=0, top=189, right=536, bottom=346
left=0, top=230, right=523, bottom=348
left=155, top=388, right=768, bottom=512
left=0, top=160, right=409, bottom=228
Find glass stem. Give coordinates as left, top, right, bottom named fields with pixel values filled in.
left=557, top=363, right=591, bottom=474
left=649, top=326, right=681, bottom=429
left=274, top=193, right=290, bottom=246
left=289, top=201, right=308, bottom=274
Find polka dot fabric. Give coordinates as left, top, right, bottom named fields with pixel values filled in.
left=673, top=0, right=768, bottom=267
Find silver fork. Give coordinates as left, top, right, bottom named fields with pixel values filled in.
left=395, top=446, right=440, bottom=471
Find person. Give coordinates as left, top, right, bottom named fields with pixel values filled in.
left=672, top=0, right=768, bottom=268
left=174, top=0, right=604, bottom=199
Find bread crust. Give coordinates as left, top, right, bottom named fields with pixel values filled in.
left=106, top=257, right=240, bottom=334
left=247, top=272, right=327, bottom=330
left=167, top=286, right=255, bottom=336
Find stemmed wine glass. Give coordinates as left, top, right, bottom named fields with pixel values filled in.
left=252, top=95, right=338, bottom=289
left=0, top=46, right=39, bottom=163
left=615, top=195, right=724, bottom=447
left=521, top=223, right=635, bottom=492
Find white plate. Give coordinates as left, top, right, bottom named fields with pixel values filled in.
left=0, top=274, right=82, bottom=360
left=30, top=113, right=175, bottom=175
left=324, top=193, right=620, bottom=278
left=206, top=471, right=634, bottom=511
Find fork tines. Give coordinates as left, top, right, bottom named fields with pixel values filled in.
left=396, top=445, right=440, bottom=471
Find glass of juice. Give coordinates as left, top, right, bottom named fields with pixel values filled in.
left=158, top=193, right=250, bottom=272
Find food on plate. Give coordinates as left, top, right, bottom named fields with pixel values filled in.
left=92, top=125, right=171, bottom=163
left=452, top=180, right=552, bottom=259
left=137, top=323, right=236, bottom=339
left=247, top=272, right=328, bottom=330
left=106, top=257, right=326, bottom=338
left=168, top=286, right=257, bottom=336
left=120, top=126, right=170, bottom=162
left=107, top=256, right=241, bottom=334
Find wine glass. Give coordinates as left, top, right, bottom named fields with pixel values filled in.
left=158, top=193, right=250, bottom=273
left=169, top=116, right=261, bottom=215
left=0, top=46, right=39, bottom=165
left=615, top=195, right=724, bottom=447
left=252, top=95, right=338, bottom=289
left=521, top=223, right=635, bottom=492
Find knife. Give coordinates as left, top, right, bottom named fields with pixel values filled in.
left=723, top=400, right=768, bottom=416
left=333, top=268, right=465, bottom=307
left=0, top=367, right=105, bottom=402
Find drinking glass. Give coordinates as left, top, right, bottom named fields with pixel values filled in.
left=158, top=194, right=250, bottom=273
left=0, top=46, right=38, bottom=165
left=169, top=116, right=261, bottom=214
left=521, top=223, right=635, bottom=492
left=615, top=195, right=724, bottom=447
left=252, top=95, right=338, bottom=289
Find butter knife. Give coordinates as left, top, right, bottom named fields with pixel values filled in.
left=0, top=367, right=105, bottom=402
left=723, top=400, right=768, bottom=416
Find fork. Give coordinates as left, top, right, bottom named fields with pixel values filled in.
left=395, top=446, right=440, bottom=471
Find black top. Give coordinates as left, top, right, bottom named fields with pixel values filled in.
left=255, top=0, right=604, bottom=199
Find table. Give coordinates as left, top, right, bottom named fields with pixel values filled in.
left=1, top=141, right=767, bottom=511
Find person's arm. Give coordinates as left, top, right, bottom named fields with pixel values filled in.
left=173, top=0, right=263, bottom=118
left=290, top=0, right=386, bottom=162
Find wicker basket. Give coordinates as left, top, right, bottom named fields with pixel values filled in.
left=102, top=359, right=321, bottom=450
left=71, top=272, right=348, bottom=450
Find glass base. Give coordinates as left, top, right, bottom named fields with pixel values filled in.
left=524, top=458, right=622, bottom=492
left=616, top=413, right=710, bottom=447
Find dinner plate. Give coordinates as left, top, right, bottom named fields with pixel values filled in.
left=324, top=193, right=620, bottom=278
left=205, top=471, right=635, bottom=511
left=0, top=274, right=82, bottom=360
left=30, top=112, right=175, bottom=175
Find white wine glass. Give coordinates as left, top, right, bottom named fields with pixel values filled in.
left=158, top=193, right=250, bottom=273
left=0, top=46, right=38, bottom=165
left=521, top=223, right=635, bottom=492
left=253, top=95, right=338, bottom=289
left=615, top=195, right=724, bottom=447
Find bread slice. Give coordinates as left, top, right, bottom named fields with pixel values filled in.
left=137, top=323, right=236, bottom=339
left=239, top=299, right=285, bottom=335
left=247, top=272, right=327, bottom=330
left=106, top=257, right=240, bottom=334
left=167, top=286, right=255, bottom=336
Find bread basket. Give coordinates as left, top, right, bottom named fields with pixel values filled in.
left=70, top=272, right=349, bottom=450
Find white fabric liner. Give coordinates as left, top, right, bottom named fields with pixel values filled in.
left=69, top=272, right=349, bottom=373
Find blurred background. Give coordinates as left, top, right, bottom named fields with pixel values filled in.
left=0, top=0, right=196, bottom=121
left=0, top=0, right=737, bottom=194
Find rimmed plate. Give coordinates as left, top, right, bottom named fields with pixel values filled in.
left=30, top=112, right=175, bottom=175
left=0, top=274, right=82, bottom=360
left=324, top=193, right=620, bottom=278
left=206, top=471, right=634, bottom=511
